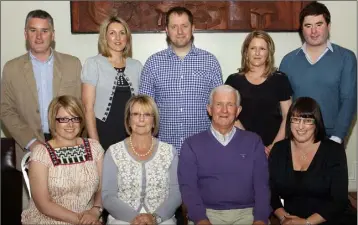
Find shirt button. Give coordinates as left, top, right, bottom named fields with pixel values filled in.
left=180, top=108, right=183, bottom=112
left=181, top=76, right=183, bottom=79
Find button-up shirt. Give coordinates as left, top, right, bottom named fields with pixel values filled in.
left=30, top=50, right=54, bottom=134
left=210, top=125, right=236, bottom=146
left=139, top=45, right=223, bottom=153
left=301, top=40, right=333, bottom=65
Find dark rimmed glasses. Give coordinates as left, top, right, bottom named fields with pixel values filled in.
left=55, top=117, right=82, bottom=123
left=290, top=117, right=315, bottom=125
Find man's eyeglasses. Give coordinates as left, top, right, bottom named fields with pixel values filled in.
left=130, top=112, right=154, bottom=119
left=290, top=117, right=315, bottom=125
left=55, top=117, right=82, bottom=123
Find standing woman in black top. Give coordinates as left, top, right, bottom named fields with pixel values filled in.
left=225, top=30, right=292, bottom=155
left=269, top=97, right=356, bottom=225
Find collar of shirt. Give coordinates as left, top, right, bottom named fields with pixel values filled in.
left=298, top=41, right=333, bottom=64
left=210, top=125, right=236, bottom=146
left=29, top=48, right=54, bottom=65
left=166, top=43, right=199, bottom=58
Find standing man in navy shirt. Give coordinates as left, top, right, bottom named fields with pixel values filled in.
left=139, top=6, right=223, bottom=154
left=280, top=2, right=357, bottom=144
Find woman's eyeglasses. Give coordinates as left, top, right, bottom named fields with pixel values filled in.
left=55, top=117, right=82, bottom=123
left=130, top=112, right=154, bottom=120
left=290, top=117, right=315, bottom=125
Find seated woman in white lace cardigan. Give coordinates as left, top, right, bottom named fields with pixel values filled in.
left=102, top=95, right=181, bottom=225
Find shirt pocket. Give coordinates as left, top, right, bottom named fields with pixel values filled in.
left=188, top=70, right=211, bottom=95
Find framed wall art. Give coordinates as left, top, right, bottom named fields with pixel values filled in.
left=70, top=1, right=312, bottom=33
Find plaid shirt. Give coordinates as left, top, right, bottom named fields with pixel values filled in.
left=139, top=45, right=223, bottom=153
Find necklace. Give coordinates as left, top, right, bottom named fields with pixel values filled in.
left=298, top=148, right=315, bottom=161
left=129, top=136, right=154, bottom=157
left=299, top=150, right=308, bottom=161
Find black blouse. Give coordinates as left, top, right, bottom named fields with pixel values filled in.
left=269, top=139, right=354, bottom=225
left=225, top=71, right=292, bottom=146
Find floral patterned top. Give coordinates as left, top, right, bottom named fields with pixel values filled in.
left=21, top=138, right=104, bottom=225
left=102, top=139, right=182, bottom=222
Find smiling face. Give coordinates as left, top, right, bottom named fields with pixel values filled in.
left=106, top=22, right=128, bottom=55
left=166, top=12, right=194, bottom=50
left=207, top=90, right=241, bottom=133
left=290, top=116, right=316, bottom=144
left=247, top=37, right=269, bottom=69
left=54, top=107, right=81, bottom=141
left=129, top=102, right=154, bottom=136
left=302, top=14, right=330, bottom=48
left=24, top=17, right=54, bottom=57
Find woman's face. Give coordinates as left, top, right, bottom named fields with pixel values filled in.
left=54, top=107, right=81, bottom=141
left=106, top=22, right=128, bottom=54
left=247, top=37, right=269, bottom=68
left=129, top=103, right=154, bottom=136
left=290, top=116, right=316, bottom=143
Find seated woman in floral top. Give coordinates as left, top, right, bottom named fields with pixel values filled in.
left=102, top=95, right=181, bottom=225
left=21, top=95, right=104, bottom=225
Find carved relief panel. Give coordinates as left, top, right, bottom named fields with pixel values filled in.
left=71, top=1, right=312, bottom=33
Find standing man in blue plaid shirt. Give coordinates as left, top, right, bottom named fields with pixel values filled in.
left=139, top=6, right=223, bottom=155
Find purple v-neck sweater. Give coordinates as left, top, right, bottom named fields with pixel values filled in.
left=178, top=129, right=271, bottom=223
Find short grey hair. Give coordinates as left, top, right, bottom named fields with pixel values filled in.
left=25, top=9, right=54, bottom=30
left=209, top=85, right=241, bottom=106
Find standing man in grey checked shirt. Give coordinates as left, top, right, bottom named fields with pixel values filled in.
left=139, top=6, right=223, bottom=155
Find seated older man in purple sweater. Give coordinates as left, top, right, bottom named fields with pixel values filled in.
left=178, top=85, right=271, bottom=225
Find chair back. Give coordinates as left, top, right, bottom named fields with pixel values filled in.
left=21, top=152, right=31, bottom=198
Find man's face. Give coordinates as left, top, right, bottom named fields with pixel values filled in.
left=302, top=14, right=330, bottom=47
left=24, top=18, right=54, bottom=55
left=207, top=90, right=241, bottom=132
left=165, top=13, right=194, bottom=49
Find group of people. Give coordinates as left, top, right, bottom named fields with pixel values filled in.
left=1, top=1, right=357, bottom=225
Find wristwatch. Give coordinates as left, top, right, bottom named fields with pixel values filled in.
left=152, top=213, right=163, bottom=224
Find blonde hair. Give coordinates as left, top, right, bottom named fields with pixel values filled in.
left=48, top=95, right=85, bottom=137
left=98, top=16, right=132, bottom=58
left=124, top=95, right=160, bottom=136
left=239, top=30, right=277, bottom=77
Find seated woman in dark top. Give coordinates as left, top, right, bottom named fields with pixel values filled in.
left=269, top=97, right=356, bottom=225
left=225, top=30, right=292, bottom=156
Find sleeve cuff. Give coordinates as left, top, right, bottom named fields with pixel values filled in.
left=330, top=136, right=342, bottom=144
